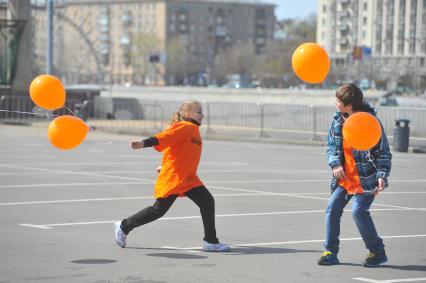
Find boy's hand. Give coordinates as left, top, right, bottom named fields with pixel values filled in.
left=332, top=165, right=345, bottom=179
left=375, top=178, right=385, bottom=193
left=130, top=140, right=143, bottom=149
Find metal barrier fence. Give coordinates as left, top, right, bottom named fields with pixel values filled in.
left=1, top=95, right=426, bottom=146
left=0, top=95, right=82, bottom=123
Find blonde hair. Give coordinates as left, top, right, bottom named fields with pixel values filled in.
left=168, top=100, right=202, bottom=125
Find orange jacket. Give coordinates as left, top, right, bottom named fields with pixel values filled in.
left=338, top=139, right=364, bottom=195
left=153, top=121, right=203, bottom=198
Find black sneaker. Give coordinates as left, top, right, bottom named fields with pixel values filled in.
left=317, top=251, right=340, bottom=266
left=363, top=250, right=388, bottom=267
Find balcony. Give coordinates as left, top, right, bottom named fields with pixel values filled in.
left=338, top=24, right=349, bottom=31
left=339, top=10, right=350, bottom=17
left=339, top=38, right=349, bottom=45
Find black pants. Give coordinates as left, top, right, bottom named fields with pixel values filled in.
left=120, top=185, right=219, bottom=244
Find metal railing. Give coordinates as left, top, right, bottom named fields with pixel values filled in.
left=1, top=95, right=426, bottom=146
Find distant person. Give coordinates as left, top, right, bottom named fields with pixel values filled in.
left=114, top=100, right=231, bottom=252
left=318, top=84, right=392, bottom=267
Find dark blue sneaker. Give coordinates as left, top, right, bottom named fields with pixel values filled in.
left=318, top=251, right=339, bottom=266
left=363, top=250, right=388, bottom=267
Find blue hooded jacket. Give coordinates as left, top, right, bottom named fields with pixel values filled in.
left=326, top=102, right=392, bottom=193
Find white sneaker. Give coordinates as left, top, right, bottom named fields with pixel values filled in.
left=114, top=221, right=127, bottom=248
left=202, top=241, right=231, bottom=252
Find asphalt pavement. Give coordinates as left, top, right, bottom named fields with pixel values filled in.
left=1, top=124, right=425, bottom=283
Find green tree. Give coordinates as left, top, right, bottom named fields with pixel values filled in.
left=256, top=15, right=317, bottom=88
left=165, top=36, right=191, bottom=85
left=131, top=32, right=163, bottom=84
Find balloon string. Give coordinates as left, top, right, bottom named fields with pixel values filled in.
left=61, top=106, right=95, bottom=131
left=0, top=109, right=59, bottom=118
left=64, top=105, right=79, bottom=117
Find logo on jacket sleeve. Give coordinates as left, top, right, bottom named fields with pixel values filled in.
left=191, top=137, right=202, bottom=145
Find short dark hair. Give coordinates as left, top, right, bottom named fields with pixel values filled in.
left=335, top=83, right=364, bottom=111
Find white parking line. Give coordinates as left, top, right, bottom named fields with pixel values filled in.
left=18, top=208, right=423, bottom=229
left=353, top=277, right=426, bottom=283
left=209, top=185, right=426, bottom=211
left=162, top=234, right=426, bottom=251
left=0, top=180, right=331, bottom=189
left=0, top=169, right=330, bottom=176
left=2, top=192, right=425, bottom=206
left=0, top=164, right=154, bottom=182
left=0, top=161, right=250, bottom=166
left=0, top=155, right=160, bottom=159
left=0, top=181, right=150, bottom=189
left=0, top=193, right=264, bottom=206
left=209, top=179, right=331, bottom=184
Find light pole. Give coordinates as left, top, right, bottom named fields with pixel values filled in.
left=47, top=0, right=54, bottom=74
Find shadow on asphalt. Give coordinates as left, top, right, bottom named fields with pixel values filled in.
left=225, top=246, right=322, bottom=256
left=338, top=262, right=426, bottom=272
left=125, top=245, right=321, bottom=258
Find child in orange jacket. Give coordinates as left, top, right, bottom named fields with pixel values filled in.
left=114, top=100, right=230, bottom=252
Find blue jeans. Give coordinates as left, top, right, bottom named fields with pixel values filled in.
left=324, top=186, right=385, bottom=255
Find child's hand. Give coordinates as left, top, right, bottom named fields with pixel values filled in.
left=332, top=165, right=345, bottom=179
left=130, top=140, right=143, bottom=149
left=374, top=178, right=385, bottom=194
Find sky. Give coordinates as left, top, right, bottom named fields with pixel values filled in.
left=268, top=0, right=318, bottom=20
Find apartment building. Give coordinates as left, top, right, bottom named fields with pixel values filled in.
left=32, top=0, right=275, bottom=86
left=317, top=0, right=426, bottom=90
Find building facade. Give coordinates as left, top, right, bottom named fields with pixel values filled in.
left=31, top=0, right=275, bottom=86
left=317, top=0, right=426, bottom=90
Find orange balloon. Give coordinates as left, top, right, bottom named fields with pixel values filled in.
left=343, top=112, right=382, bottom=151
left=48, top=115, right=89, bottom=150
left=29, top=74, right=66, bottom=110
left=292, top=42, right=330, bottom=84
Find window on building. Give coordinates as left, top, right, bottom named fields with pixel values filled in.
left=398, top=43, right=404, bottom=53
left=322, top=5, right=326, bottom=13
left=386, top=43, right=393, bottom=54
left=364, top=2, right=368, bottom=11
left=376, top=43, right=381, bottom=53
left=363, top=17, right=367, bottom=25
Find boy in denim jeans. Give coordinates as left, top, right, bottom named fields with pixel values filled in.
left=318, top=84, right=392, bottom=267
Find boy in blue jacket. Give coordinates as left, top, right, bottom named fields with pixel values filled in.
left=318, top=84, right=392, bottom=267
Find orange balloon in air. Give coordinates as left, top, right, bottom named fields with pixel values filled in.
left=343, top=112, right=382, bottom=151
left=292, top=42, right=330, bottom=84
left=29, top=74, right=66, bottom=110
left=48, top=115, right=89, bottom=150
